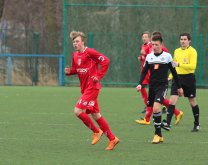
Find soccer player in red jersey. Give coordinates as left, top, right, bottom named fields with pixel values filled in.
left=136, top=31, right=183, bottom=126
left=65, top=31, right=119, bottom=150
left=137, top=31, right=152, bottom=113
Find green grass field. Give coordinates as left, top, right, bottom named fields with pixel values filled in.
left=0, top=86, right=207, bottom=165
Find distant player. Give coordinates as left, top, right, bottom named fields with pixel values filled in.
left=65, top=31, right=119, bottom=150
left=136, top=31, right=183, bottom=125
left=137, top=31, right=152, bottom=113
left=136, top=34, right=183, bottom=143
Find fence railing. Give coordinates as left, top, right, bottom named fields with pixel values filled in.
left=0, top=54, right=64, bottom=86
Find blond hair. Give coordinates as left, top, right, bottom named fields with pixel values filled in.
left=70, top=31, right=87, bottom=44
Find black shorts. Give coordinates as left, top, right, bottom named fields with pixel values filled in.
left=147, top=85, right=168, bottom=106
left=171, top=74, right=196, bottom=98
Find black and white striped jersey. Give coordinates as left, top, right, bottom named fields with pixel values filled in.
left=139, top=51, right=181, bottom=88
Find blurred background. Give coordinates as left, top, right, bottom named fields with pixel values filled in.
left=0, top=0, right=207, bottom=87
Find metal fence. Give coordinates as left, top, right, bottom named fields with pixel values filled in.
left=63, top=0, right=208, bottom=87
left=0, top=29, right=63, bottom=86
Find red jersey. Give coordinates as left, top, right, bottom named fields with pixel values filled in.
left=139, top=42, right=152, bottom=68
left=68, top=47, right=110, bottom=93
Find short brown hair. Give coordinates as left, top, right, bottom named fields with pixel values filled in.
left=152, top=35, right=163, bottom=43
left=152, top=31, right=163, bottom=37
left=141, top=31, right=150, bottom=37
left=180, top=32, right=191, bottom=40
left=70, top=31, right=87, bottom=43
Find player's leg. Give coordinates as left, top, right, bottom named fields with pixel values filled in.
left=74, top=107, right=99, bottom=134
left=189, top=97, right=200, bottom=132
left=162, top=81, right=179, bottom=131
left=163, top=98, right=183, bottom=124
left=183, top=74, right=200, bottom=132
left=152, top=102, right=164, bottom=144
left=152, top=88, right=166, bottom=144
left=140, top=74, right=150, bottom=113
left=91, top=100, right=119, bottom=150
left=74, top=89, right=101, bottom=144
left=135, top=88, right=152, bottom=125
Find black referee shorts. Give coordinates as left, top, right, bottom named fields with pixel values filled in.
left=171, top=73, right=196, bottom=98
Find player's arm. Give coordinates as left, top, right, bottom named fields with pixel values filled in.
left=65, top=54, right=77, bottom=76
left=88, top=48, right=110, bottom=81
left=136, top=60, right=149, bottom=91
left=168, top=62, right=183, bottom=96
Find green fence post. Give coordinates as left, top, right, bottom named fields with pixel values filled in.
left=7, top=56, right=12, bottom=85
left=193, top=0, right=197, bottom=48
left=197, top=34, right=203, bottom=86
left=88, top=32, right=94, bottom=48
left=63, top=0, right=68, bottom=86
left=59, top=55, right=63, bottom=86
left=32, top=32, right=40, bottom=86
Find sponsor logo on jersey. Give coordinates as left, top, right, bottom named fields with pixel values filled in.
left=76, top=68, right=88, bottom=73
left=82, top=101, right=88, bottom=106
left=88, top=101, right=95, bottom=107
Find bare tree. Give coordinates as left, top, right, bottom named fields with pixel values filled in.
left=0, top=0, right=5, bottom=19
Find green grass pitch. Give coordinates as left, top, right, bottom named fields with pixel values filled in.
left=0, top=86, right=207, bottom=165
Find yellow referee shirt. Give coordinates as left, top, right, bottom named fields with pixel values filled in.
left=169, top=46, right=197, bottom=79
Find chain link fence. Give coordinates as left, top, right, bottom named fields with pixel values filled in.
left=63, top=0, right=208, bottom=87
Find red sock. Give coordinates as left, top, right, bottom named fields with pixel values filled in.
left=96, top=116, right=115, bottom=141
left=163, top=98, right=180, bottom=116
left=145, top=107, right=153, bottom=122
left=163, top=98, right=169, bottom=107
left=141, top=88, right=148, bottom=106
left=78, top=112, right=99, bottom=133
left=174, top=108, right=180, bottom=116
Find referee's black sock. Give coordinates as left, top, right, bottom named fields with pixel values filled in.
left=153, top=112, right=162, bottom=136
left=166, top=104, right=175, bottom=125
left=192, top=105, right=200, bottom=125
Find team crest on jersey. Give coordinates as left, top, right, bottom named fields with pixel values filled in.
left=98, top=56, right=104, bottom=62
left=161, top=57, right=165, bottom=61
left=78, top=58, right=81, bottom=66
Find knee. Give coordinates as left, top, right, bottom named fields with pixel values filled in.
left=91, top=113, right=102, bottom=120
left=189, top=98, right=197, bottom=107
left=74, top=107, right=83, bottom=116
left=169, top=95, right=178, bottom=105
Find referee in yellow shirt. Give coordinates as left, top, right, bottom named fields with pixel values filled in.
left=162, top=32, right=200, bottom=132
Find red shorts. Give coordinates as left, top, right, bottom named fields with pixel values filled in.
left=75, top=88, right=100, bottom=114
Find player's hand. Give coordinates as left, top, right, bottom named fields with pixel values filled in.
left=173, top=61, right=179, bottom=67
left=177, top=88, right=183, bottom=97
left=65, top=66, right=71, bottom=74
left=141, top=49, right=145, bottom=55
left=168, top=77, right=172, bottom=81
left=91, top=76, right=99, bottom=83
left=138, top=56, right=141, bottom=61
left=136, top=84, right=142, bottom=92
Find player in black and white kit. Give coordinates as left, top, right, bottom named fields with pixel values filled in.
left=136, top=35, right=183, bottom=144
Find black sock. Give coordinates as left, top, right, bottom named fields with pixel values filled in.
left=166, top=104, right=175, bottom=125
left=192, top=105, right=199, bottom=125
left=153, top=112, right=162, bottom=136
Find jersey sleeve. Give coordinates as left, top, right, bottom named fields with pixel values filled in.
left=87, top=48, right=110, bottom=80
left=66, top=53, right=77, bottom=76
left=168, top=60, right=181, bottom=89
